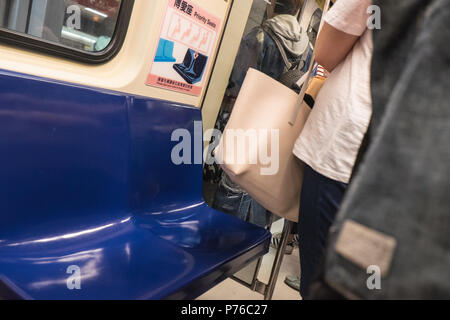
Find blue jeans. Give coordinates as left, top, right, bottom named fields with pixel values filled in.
left=298, top=165, right=347, bottom=299
left=213, top=178, right=270, bottom=228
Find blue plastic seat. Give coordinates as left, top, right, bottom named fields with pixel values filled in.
left=0, top=69, right=271, bottom=300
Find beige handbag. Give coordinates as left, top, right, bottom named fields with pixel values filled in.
left=215, top=71, right=326, bottom=222
left=214, top=0, right=330, bottom=222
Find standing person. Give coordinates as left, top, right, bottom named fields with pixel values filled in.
left=211, top=0, right=307, bottom=228
left=320, top=0, right=450, bottom=300
left=292, top=0, right=373, bottom=298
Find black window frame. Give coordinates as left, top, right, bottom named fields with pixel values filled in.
left=0, top=0, right=134, bottom=64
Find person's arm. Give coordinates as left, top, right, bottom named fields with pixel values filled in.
left=314, top=22, right=360, bottom=72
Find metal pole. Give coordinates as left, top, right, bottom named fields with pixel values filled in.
left=264, top=219, right=292, bottom=300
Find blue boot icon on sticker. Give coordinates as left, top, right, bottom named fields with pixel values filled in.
left=154, top=38, right=176, bottom=62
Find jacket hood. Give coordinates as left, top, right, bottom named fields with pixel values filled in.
left=263, top=14, right=308, bottom=57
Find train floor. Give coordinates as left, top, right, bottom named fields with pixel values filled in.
left=197, top=219, right=302, bottom=300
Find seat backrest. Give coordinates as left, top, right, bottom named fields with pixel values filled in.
left=155, top=38, right=166, bottom=57
left=180, top=49, right=194, bottom=68
left=193, top=53, right=208, bottom=77
left=0, top=70, right=203, bottom=241
left=0, top=71, right=130, bottom=240
left=163, top=40, right=175, bottom=58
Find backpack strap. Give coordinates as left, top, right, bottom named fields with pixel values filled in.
left=263, top=26, right=295, bottom=71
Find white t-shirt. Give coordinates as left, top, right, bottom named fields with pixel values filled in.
left=293, top=0, right=373, bottom=183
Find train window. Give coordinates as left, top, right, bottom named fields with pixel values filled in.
left=0, top=0, right=134, bottom=63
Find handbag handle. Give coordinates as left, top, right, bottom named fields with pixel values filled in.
left=289, top=0, right=331, bottom=125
